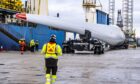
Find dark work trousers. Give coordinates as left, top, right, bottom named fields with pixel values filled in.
left=30, top=46, right=35, bottom=52
left=36, top=45, right=39, bottom=51
left=45, top=58, right=58, bottom=75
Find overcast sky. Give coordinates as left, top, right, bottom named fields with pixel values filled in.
left=22, top=0, right=140, bottom=37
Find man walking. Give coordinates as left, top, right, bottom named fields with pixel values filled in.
left=41, top=34, right=62, bottom=84
left=30, top=39, right=35, bottom=52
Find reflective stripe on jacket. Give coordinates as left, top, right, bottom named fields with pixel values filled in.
left=41, top=43, right=62, bottom=59
left=30, top=40, right=35, bottom=47
left=46, top=42, right=56, bottom=54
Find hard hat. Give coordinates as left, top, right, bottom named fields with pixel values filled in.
left=50, top=34, right=56, bottom=39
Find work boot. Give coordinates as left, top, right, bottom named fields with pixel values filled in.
left=21, top=52, right=23, bottom=55
left=46, top=74, right=51, bottom=84
left=51, top=75, right=57, bottom=84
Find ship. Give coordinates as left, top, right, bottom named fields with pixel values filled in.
left=0, top=0, right=108, bottom=50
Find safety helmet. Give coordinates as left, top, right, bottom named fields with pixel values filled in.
left=50, top=34, right=56, bottom=39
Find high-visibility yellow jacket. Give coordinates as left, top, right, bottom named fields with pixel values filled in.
left=41, top=42, right=62, bottom=59
left=30, top=40, right=35, bottom=47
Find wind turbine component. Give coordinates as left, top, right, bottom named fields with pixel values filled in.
left=16, top=13, right=125, bottom=46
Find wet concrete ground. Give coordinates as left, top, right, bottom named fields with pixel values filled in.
left=0, top=48, right=140, bottom=84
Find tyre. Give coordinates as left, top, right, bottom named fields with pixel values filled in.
left=97, top=50, right=101, bottom=54
left=94, top=50, right=96, bottom=54
left=97, top=47, right=101, bottom=54
left=63, top=47, right=67, bottom=53
left=102, top=50, right=104, bottom=54
left=71, top=50, right=75, bottom=53
left=94, top=47, right=97, bottom=54
left=124, top=45, right=128, bottom=49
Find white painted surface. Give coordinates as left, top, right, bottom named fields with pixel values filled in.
left=26, top=14, right=125, bottom=45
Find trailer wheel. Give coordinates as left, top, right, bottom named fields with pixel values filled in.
left=94, top=50, right=96, bottom=54
left=67, top=47, right=71, bottom=53
left=94, top=47, right=99, bottom=54
left=63, top=46, right=67, bottom=53
left=97, top=50, right=101, bottom=54
left=94, top=47, right=97, bottom=54
left=102, top=49, right=104, bottom=54
left=125, top=45, right=128, bottom=49
left=71, top=50, right=75, bottom=53
left=97, top=47, right=101, bottom=54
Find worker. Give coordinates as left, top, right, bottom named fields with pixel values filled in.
left=30, top=39, right=35, bottom=52
left=19, top=39, right=26, bottom=54
left=41, top=34, right=62, bottom=84
left=35, top=40, right=39, bottom=51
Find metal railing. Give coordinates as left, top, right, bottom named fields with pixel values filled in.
left=0, top=23, right=23, bottom=39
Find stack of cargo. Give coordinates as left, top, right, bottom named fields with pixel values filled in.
left=0, top=0, right=23, bottom=12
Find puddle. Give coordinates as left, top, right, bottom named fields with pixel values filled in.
left=35, top=74, right=44, bottom=76
left=0, top=64, right=5, bottom=65
left=0, top=72, right=9, bottom=74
